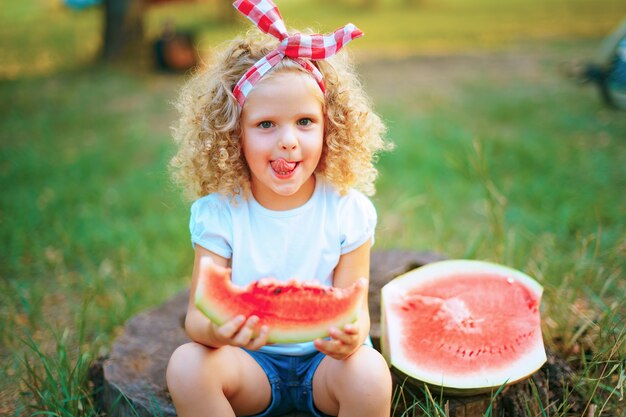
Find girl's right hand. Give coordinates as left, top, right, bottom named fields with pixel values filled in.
left=208, top=314, right=270, bottom=350
left=187, top=247, right=270, bottom=350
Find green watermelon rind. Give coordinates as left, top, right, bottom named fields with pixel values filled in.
left=381, top=259, right=547, bottom=395
left=194, top=258, right=365, bottom=344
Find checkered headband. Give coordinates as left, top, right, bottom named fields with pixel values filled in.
left=232, top=0, right=363, bottom=106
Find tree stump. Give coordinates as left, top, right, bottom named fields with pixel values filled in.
left=93, top=250, right=568, bottom=417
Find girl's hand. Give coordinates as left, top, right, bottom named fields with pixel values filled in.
left=314, top=322, right=361, bottom=360
left=208, top=314, right=270, bottom=351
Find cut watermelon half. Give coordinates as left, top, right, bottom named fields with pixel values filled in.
left=195, top=257, right=367, bottom=344
left=381, top=260, right=546, bottom=395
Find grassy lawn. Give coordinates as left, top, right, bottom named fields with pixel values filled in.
left=1, top=0, right=625, bottom=415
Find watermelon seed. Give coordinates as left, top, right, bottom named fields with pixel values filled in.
left=273, top=288, right=282, bottom=295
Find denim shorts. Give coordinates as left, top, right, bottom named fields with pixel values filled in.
left=242, top=349, right=333, bottom=417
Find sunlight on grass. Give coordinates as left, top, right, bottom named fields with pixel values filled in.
left=2, top=0, right=626, bottom=78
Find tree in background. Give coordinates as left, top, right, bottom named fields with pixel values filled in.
left=100, top=0, right=234, bottom=64
left=102, top=0, right=145, bottom=61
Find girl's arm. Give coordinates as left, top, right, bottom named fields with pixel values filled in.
left=314, top=240, right=371, bottom=360
left=185, top=245, right=269, bottom=349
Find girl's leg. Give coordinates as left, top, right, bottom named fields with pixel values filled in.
left=166, top=342, right=272, bottom=417
left=312, top=345, right=392, bottom=417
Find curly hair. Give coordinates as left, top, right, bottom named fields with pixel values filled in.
left=170, top=29, right=390, bottom=201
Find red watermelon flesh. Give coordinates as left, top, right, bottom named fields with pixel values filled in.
left=195, top=257, right=367, bottom=344
left=381, top=260, right=546, bottom=395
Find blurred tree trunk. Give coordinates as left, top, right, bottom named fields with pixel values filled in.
left=101, top=0, right=236, bottom=63
left=102, top=0, right=146, bottom=61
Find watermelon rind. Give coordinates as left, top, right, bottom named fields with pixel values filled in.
left=381, top=259, right=547, bottom=395
left=194, top=257, right=366, bottom=344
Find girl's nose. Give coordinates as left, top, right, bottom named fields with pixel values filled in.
left=278, top=128, right=298, bottom=150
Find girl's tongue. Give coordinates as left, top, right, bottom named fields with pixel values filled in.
left=270, top=158, right=297, bottom=174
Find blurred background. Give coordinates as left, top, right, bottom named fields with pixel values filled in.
left=1, top=0, right=625, bottom=415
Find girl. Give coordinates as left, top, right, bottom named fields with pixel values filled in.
left=166, top=1, right=392, bottom=416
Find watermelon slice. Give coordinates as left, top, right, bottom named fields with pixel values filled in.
left=381, top=260, right=546, bottom=395
left=194, top=257, right=367, bottom=344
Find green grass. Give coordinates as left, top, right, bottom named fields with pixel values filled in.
left=0, top=68, right=192, bottom=415
left=374, top=63, right=626, bottom=266
left=17, top=329, right=96, bottom=417
left=1, top=0, right=625, bottom=415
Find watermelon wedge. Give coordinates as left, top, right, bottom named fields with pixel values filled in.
left=194, top=257, right=367, bottom=344
left=381, top=260, right=546, bottom=395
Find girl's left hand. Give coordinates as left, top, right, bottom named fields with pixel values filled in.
left=314, top=323, right=360, bottom=360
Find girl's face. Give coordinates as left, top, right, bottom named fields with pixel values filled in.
left=240, top=70, right=324, bottom=210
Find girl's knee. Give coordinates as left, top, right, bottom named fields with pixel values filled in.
left=335, top=346, right=392, bottom=407
left=166, top=342, right=205, bottom=390
left=327, top=347, right=392, bottom=397
left=166, top=341, right=226, bottom=395
left=348, top=348, right=392, bottom=413
left=351, top=347, right=392, bottom=388
left=315, top=347, right=392, bottom=415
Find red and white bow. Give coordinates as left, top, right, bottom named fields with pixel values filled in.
left=232, top=0, right=363, bottom=106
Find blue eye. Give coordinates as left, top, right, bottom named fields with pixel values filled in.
left=259, top=121, right=273, bottom=129
left=297, top=118, right=312, bottom=126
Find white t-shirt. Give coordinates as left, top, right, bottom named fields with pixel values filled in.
left=189, top=175, right=377, bottom=355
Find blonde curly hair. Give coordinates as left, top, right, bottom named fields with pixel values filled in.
left=170, top=29, right=390, bottom=201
